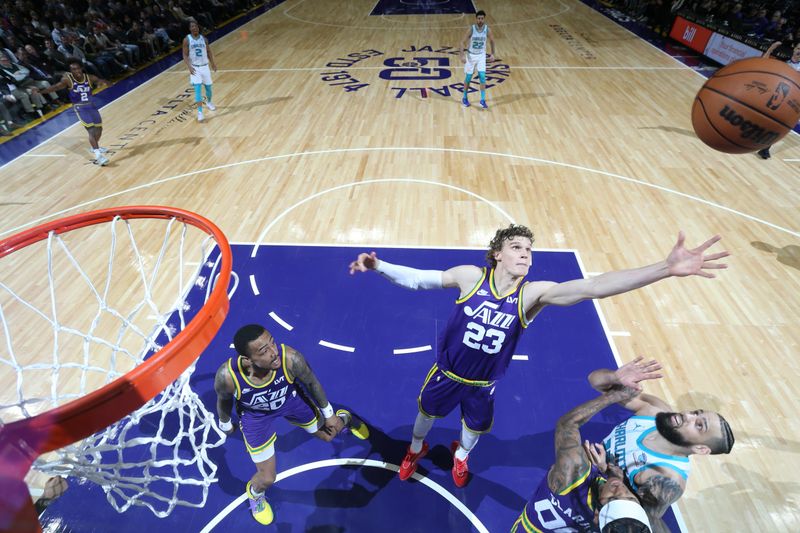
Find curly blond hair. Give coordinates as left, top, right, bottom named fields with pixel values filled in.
left=485, top=224, right=534, bottom=267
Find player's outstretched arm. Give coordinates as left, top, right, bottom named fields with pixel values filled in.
left=588, top=357, right=668, bottom=416
left=31, top=75, right=69, bottom=95
left=214, top=362, right=235, bottom=434
left=348, top=251, right=482, bottom=292
left=764, top=41, right=781, bottom=58
left=285, top=346, right=343, bottom=435
left=88, top=74, right=109, bottom=89
left=549, top=387, right=638, bottom=493
left=534, top=231, right=729, bottom=308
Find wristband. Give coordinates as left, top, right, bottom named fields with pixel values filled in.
left=320, top=403, right=334, bottom=418
left=219, top=418, right=233, bottom=432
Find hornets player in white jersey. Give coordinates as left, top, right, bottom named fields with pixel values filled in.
left=349, top=227, right=728, bottom=488
left=460, top=10, right=495, bottom=109
left=182, top=19, right=217, bottom=122
left=214, top=324, right=369, bottom=525
left=590, top=357, right=735, bottom=533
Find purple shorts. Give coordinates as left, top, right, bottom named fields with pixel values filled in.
left=239, top=388, right=320, bottom=461
left=74, top=105, right=102, bottom=128
left=418, top=365, right=496, bottom=433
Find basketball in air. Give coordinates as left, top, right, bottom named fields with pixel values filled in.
left=691, top=57, right=800, bottom=153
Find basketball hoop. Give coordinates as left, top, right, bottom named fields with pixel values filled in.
left=0, top=206, right=232, bottom=532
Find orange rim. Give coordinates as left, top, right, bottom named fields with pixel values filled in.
left=0, top=206, right=231, bottom=478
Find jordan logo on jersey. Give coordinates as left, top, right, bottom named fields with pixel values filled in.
left=463, top=300, right=516, bottom=329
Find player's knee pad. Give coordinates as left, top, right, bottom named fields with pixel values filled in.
left=478, top=71, right=486, bottom=84
left=193, top=84, right=202, bottom=102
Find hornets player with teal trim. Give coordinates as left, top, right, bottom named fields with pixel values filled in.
left=512, top=370, right=657, bottom=533
left=459, top=10, right=495, bottom=109
left=349, top=226, right=728, bottom=488
left=214, top=324, right=369, bottom=526
left=182, top=19, right=217, bottom=122
left=590, top=358, right=735, bottom=533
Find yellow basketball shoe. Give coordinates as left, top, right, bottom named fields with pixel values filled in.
left=336, top=409, right=370, bottom=440
left=246, top=481, right=274, bottom=525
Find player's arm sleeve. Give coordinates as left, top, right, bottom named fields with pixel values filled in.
left=376, top=259, right=444, bottom=290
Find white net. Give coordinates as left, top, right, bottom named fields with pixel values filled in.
left=0, top=213, right=231, bottom=517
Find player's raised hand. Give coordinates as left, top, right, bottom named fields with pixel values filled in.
left=583, top=441, right=607, bottom=472
left=666, top=231, right=730, bottom=278
left=348, top=251, right=379, bottom=274
left=614, top=356, right=662, bottom=391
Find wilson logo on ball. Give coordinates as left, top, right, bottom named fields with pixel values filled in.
left=718, top=105, right=780, bottom=144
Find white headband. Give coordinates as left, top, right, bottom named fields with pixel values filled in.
left=598, top=500, right=651, bottom=531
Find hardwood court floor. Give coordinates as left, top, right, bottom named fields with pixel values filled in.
left=1, top=1, right=798, bottom=531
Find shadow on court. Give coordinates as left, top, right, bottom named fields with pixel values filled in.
left=209, top=96, right=293, bottom=120
left=751, top=240, right=800, bottom=271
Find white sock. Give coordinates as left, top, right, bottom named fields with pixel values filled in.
left=410, top=412, right=435, bottom=453
left=456, top=424, right=480, bottom=460
left=93, top=148, right=101, bottom=157
left=248, top=483, right=264, bottom=499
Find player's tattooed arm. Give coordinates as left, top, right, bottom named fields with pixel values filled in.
left=548, top=387, right=636, bottom=492
left=637, top=474, right=685, bottom=533
left=214, top=362, right=234, bottom=423
left=285, top=346, right=330, bottom=408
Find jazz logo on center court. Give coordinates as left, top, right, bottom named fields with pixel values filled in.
left=319, top=45, right=511, bottom=99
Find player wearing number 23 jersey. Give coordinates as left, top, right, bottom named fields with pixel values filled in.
left=348, top=224, right=730, bottom=487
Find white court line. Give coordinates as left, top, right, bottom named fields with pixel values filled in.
left=6, top=146, right=795, bottom=240
left=393, top=345, right=432, bottom=354
left=512, top=354, right=529, bottom=361
left=164, top=65, right=688, bottom=73
left=199, top=458, right=489, bottom=533
left=249, top=274, right=260, bottom=295
left=249, top=177, right=516, bottom=257
left=283, top=0, right=570, bottom=29
left=574, top=249, right=624, bottom=369
left=20, top=154, right=66, bottom=157
left=319, top=339, right=355, bottom=352
left=269, top=311, right=293, bottom=331
left=609, top=331, right=631, bottom=337
left=234, top=240, right=577, bottom=253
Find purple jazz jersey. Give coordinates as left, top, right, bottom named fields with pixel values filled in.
left=68, top=73, right=101, bottom=127
left=438, top=267, right=528, bottom=383
left=227, top=345, right=317, bottom=450
left=513, top=464, right=604, bottom=532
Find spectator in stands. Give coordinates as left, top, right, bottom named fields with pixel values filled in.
left=727, top=2, right=744, bottom=31
left=43, top=38, right=70, bottom=72
left=126, top=20, right=159, bottom=59
left=751, top=7, right=771, bottom=36
left=58, top=33, right=103, bottom=78
left=84, top=34, right=129, bottom=76
left=50, top=20, right=65, bottom=48
left=16, top=47, right=63, bottom=103
left=0, top=53, right=53, bottom=111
